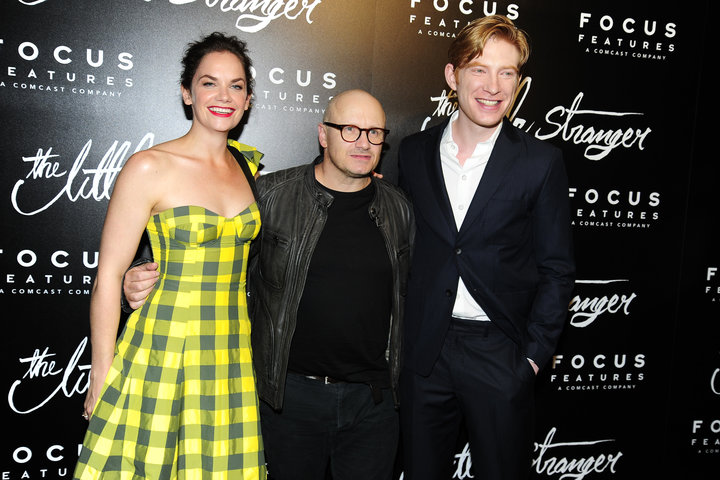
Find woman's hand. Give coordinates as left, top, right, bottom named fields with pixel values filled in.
left=82, top=361, right=111, bottom=420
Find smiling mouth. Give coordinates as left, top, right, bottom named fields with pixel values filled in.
left=208, top=106, right=235, bottom=115
left=476, top=99, right=501, bottom=106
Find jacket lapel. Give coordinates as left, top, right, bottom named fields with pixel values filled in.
left=458, top=119, right=518, bottom=236
left=421, top=120, right=458, bottom=237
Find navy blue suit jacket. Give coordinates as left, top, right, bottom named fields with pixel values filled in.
left=398, top=118, right=575, bottom=376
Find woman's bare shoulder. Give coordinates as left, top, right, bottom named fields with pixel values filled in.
left=123, top=142, right=183, bottom=176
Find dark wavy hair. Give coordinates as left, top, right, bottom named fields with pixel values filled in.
left=180, top=32, right=254, bottom=95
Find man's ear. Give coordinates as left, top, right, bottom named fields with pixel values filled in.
left=318, top=123, right=328, bottom=148
left=444, top=63, right=458, bottom=90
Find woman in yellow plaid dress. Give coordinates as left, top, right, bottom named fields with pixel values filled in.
left=74, top=33, right=266, bottom=479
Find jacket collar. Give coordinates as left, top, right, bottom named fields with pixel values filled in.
left=303, top=157, right=334, bottom=208
left=304, top=155, right=384, bottom=209
left=458, top=118, right=519, bottom=235
left=422, top=117, right=520, bottom=237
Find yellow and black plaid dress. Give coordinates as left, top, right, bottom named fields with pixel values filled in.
left=75, top=161, right=266, bottom=478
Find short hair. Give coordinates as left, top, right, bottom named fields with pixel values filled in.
left=180, top=32, right=254, bottom=95
left=448, top=15, right=530, bottom=71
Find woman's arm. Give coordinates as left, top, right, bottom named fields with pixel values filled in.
left=83, top=151, right=161, bottom=419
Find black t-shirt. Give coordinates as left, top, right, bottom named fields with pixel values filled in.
left=288, top=181, right=393, bottom=386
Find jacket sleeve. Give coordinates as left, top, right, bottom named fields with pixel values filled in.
left=120, top=231, right=154, bottom=313
left=524, top=150, right=576, bottom=369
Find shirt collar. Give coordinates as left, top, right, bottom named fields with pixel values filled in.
left=440, top=110, right=503, bottom=160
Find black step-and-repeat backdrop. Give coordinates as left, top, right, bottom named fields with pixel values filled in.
left=1, top=1, right=717, bottom=478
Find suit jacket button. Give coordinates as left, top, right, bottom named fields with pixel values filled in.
left=455, top=248, right=462, bottom=255
left=445, top=289, right=453, bottom=297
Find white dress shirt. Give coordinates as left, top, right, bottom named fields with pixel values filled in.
left=439, top=111, right=502, bottom=321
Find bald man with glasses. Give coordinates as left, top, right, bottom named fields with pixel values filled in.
left=124, top=89, right=414, bottom=480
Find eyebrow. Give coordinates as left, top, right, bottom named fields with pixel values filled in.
left=198, top=74, right=246, bottom=83
left=465, top=61, right=519, bottom=72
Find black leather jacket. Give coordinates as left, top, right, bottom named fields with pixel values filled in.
left=248, top=159, right=414, bottom=409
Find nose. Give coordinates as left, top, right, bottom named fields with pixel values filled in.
left=484, top=75, right=500, bottom=95
left=217, top=85, right=232, bottom=102
left=355, top=130, right=371, bottom=148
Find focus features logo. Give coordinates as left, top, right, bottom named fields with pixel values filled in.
left=0, top=247, right=97, bottom=296
left=549, top=353, right=646, bottom=392
left=408, top=0, right=520, bottom=38
left=0, top=37, right=134, bottom=97
left=250, top=65, right=337, bottom=114
left=7, top=443, right=81, bottom=480
left=691, top=420, right=720, bottom=455
left=569, top=188, right=660, bottom=230
left=705, top=267, right=720, bottom=303
left=578, top=12, right=677, bottom=61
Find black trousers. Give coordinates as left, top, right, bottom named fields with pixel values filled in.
left=261, top=373, right=399, bottom=480
left=400, top=319, right=536, bottom=480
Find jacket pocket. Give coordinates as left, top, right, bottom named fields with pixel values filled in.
left=396, top=244, right=411, bottom=296
left=258, top=229, right=291, bottom=290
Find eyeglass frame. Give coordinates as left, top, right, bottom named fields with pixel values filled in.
left=323, top=122, right=390, bottom=145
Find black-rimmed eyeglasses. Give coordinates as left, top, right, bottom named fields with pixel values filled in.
left=323, top=122, right=389, bottom=145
